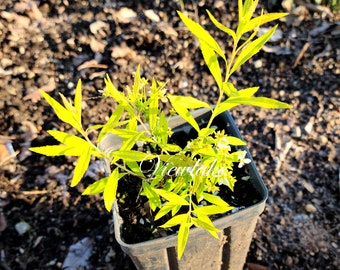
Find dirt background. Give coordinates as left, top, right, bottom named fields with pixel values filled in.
left=0, top=0, right=339, bottom=269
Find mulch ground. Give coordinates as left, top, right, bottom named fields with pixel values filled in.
left=0, top=0, right=339, bottom=269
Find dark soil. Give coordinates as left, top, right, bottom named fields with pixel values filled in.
left=0, top=0, right=339, bottom=269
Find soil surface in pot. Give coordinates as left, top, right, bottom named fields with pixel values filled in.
left=0, top=0, right=339, bottom=269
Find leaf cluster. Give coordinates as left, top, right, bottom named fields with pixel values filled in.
left=30, top=0, right=290, bottom=260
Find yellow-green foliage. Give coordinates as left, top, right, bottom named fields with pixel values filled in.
left=30, top=0, right=290, bottom=259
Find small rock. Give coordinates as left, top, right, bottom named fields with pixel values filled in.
left=302, top=180, right=315, bottom=193
left=304, top=118, right=314, bottom=134
left=285, top=256, right=293, bottom=266
left=15, top=221, right=31, bottom=235
left=253, top=59, right=263, bottom=68
left=305, top=203, right=317, bottom=213
left=144, top=9, right=160, bottom=22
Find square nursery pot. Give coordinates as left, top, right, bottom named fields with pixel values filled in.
left=100, top=108, right=268, bottom=270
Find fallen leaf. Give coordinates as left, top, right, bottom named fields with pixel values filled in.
left=77, top=59, right=108, bottom=71
left=23, top=78, right=56, bottom=102
left=62, top=237, right=93, bottom=270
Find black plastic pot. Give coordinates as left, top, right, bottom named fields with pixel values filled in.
left=100, top=109, right=268, bottom=270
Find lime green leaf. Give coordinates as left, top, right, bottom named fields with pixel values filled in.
left=82, top=177, right=108, bottom=195
left=168, top=95, right=210, bottom=132
left=29, top=145, right=84, bottom=156
left=227, top=96, right=291, bottom=109
left=168, top=96, right=199, bottom=132
left=47, top=130, right=87, bottom=145
left=171, top=204, right=182, bottom=216
left=154, top=203, right=175, bottom=221
left=242, top=13, right=288, bottom=34
left=222, top=82, right=239, bottom=97
left=225, top=136, right=246, bottom=146
left=177, top=11, right=226, bottom=60
left=194, top=205, right=232, bottom=216
left=192, top=217, right=220, bottom=235
left=238, top=0, right=243, bottom=22
left=132, top=65, right=141, bottom=99
left=74, top=79, right=82, bottom=123
left=103, top=75, right=126, bottom=102
left=202, top=192, right=232, bottom=208
left=152, top=188, right=189, bottom=206
left=243, top=0, right=259, bottom=22
left=164, top=144, right=182, bottom=152
left=103, top=168, right=121, bottom=211
left=126, top=161, right=144, bottom=177
left=98, top=104, right=125, bottom=142
left=169, top=95, right=211, bottom=109
left=119, top=132, right=144, bottom=152
left=160, top=213, right=188, bottom=228
left=111, top=150, right=155, bottom=162
left=212, top=101, right=238, bottom=117
left=200, top=41, right=222, bottom=89
left=149, top=79, right=159, bottom=131
left=230, top=26, right=277, bottom=75
left=238, top=86, right=259, bottom=97
left=40, top=90, right=82, bottom=133
left=71, top=146, right=92, bottom=187
left=206, top=10, right=236, bottom=43
left=141, top=181, right=161, bottom=211
left=177, top=221, right=191, bottom=259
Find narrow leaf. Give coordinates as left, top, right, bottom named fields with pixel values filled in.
left=152, top=188, right=189, bottom=206
left=154, top=203, right=175, bottom=221
left=74, top=79, right=82, bottom=123
left=82, top=177, right=108, bottom=195
left=230, top=26, right=277, bottom=75
left=192, top=217, right=220, bottom=235
left=168, top=95, right=211, bottom=109
left=98, top=104, right=125, bottom=142
left=225, top=136, right=246, bottom=146
left=242, top=13, right=288, bottom=34
left=132, top=65, right=141, bottom=98
left=141, top=182, right=161, bottom=211
left=177, top=221, right=191, bottom=259
left=226, top=96, right=291, bottom=109
left=177, top=11, right=226, bottom=60
left=103, top=168, right=121, bottom=211
left=160, top=213, right=188, bottom=228
left=238, top=86, right=259, bottom=97
left=206, top=10, right=236, bottom=43
left=111, top=150, right=156, bottom=162
left=71, top=146, right=92, bottom=187
left=103, top=75, right=126, bottom=102
left=149, top=78, right=159, bottom=131
left=29, top=145, right=84, bottom=156
left=200, top=41, right=222, bottom=89
left=193, top=214, right=219, bottom=238
left=202, top=192, right=232, bottom=208
left=47, top=130, right=88, bottom=146
left=194, top=205, right=232, bottom=216
left=40, top=90, right=82, bottom=133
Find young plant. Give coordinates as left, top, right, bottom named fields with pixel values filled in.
left=30, top=0, right=290, bottom=259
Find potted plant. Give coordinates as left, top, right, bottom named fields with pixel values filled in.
left=30, top=0, right=290, bottom=269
